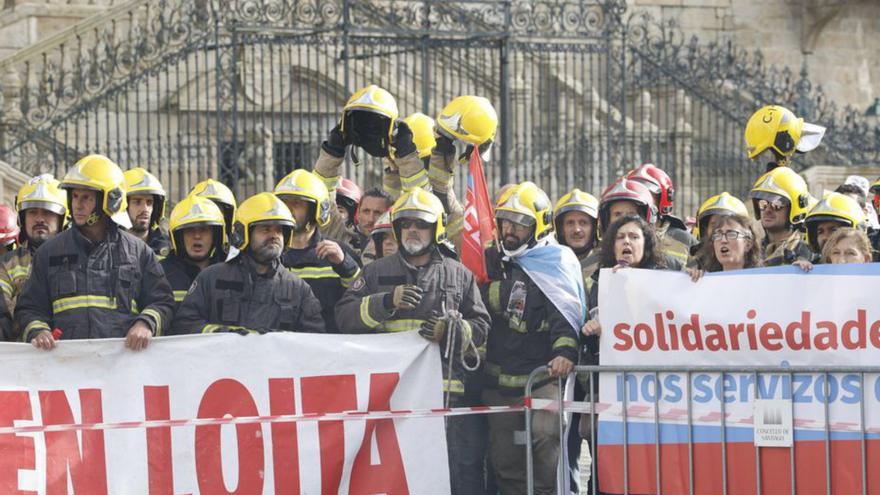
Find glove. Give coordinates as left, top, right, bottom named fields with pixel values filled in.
left=419, top=314, right=447, bottom=343
left=215, top=326, right=250, bottom=336
left=321, top=123, right=349, bottom=158
left=391, top=120, right=417, bottom=159
left=388, top=285, right=423, bottom=310
left=434, top=133, right=455, bottom=155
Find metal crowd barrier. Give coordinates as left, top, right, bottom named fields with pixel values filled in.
left=523, top=364, right=880, bottom=495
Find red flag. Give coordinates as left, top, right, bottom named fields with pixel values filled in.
left=461, top=148, right=495, bottom=284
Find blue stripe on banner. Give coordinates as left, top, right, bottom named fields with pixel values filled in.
left=597, top=420, right=880, bottom=445
left=707, top=263, right=880, bottom=277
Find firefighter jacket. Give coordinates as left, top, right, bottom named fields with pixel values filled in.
left=281, top=230, right=361, bottom=333
left=0, top=288, right=11, bottom=341
left=335, top=248, right=490, bottom=397
left=656, top=216, right=698, bottom=266
left=171, top=253, right=325, bottom=335
left=481, top=246, right=580, bottom=396
left=146, top=227, right=171, bottom=259
left=0, top=243, right=35, bottom=315
left=762, top=230, right=813, bottom=267
left=160, top=250, right=226, bottom=314
left=15, top=224, right=174, bottom=342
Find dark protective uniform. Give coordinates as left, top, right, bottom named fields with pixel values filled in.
left=762, top=230, right=813, bottom=266
left=481, top=246, right=580, bottom=495
left=160, top=250, right=226, bottom=314
left=145, top=227, right=171, bottom=259
left=0, top=245, right=34, bottom=315
left=657, top=216, right=698, bottom=266
left=281, top=230, right=361, bottom=333
left=15, top=224, right=174, bottom=342
left=171, top=254, right=325, bottom=335
left=335, top=247, right=491, bottom=495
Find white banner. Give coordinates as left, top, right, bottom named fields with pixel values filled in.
left=597, top=265, right=880, bottom=495
left=0, top=332, right=449, bottom=494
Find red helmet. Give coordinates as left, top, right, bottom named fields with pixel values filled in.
left=598, top=178, right=658, bottom=228
left=335, top=177, right=363, bottom=226
left=626, top=163, right=674, bottom=215
left=0, top=205, right=20, bottom=250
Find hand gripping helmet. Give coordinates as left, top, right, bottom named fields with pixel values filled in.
left=553, top=188, right=599, bottom=244
left=626, top=163, right=675, bottom=215
left=189, top=179, right=237, bottom=235
left=744, top=105, right=826, bottom=165
left=274, top=169, right=333, bottom=228
left=437, top=95, right=498, bottom=146
left=749, top=166, right=815, bottom=224
left=60, top=154, right=130, bottom=228
left=403, top=112, right=437, bottom=159
left=124, top=167, right=167, bottom=229
left=335, top=177, right=363, bottom=226
left=390, top=187, right=447, bottom=244
left=598, top=178, right=658, bottom=229
left=694, top=192, right=749, bottom=240
left=804, top=192, right=867, bottom=251
left=0, top=205, right=19, bottom=250
left=230, top=193, right=296, bottom=252
left=169, top=195, right=227, bottom=258
left=341, top=84, right=399, bottom=158
left=16, top=174, right=68, bottom=243
left=495, top=182, right=554, bottom=241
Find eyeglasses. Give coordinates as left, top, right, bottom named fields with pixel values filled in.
left=710, top=230, right=752, bottom=242
left=397, top=218, right=432, bottom=230
left=757, top=199, right=787, bottom=212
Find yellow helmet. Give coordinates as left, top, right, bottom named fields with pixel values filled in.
left=168, top=195, right=227, bottom=256
left=340, top=84, right=398, bottom=148
left=495, top=181, right=553, bottom=241
left=404, top=112, right=437, bottom=158
left=437, top=95, right=498, bottom=146
left=189, top=178, right=237, bottom=233
left=390, top=187, right=447, bottom=243
left=230, top=192, right=296, bottom=251
left=744, top=105, right=826, bottom=163
left=749, top=166, right=815, bottom=224
left=695, top=192, right=749, bottom=240
left=804, top=192, right=866, bottom=250
left=553, top=188, right=598, bottom=231
left=60, top=154, right=129, bottom=227
left=273, top=169, right=332, bottom=227
left=16, top=174, right=68, bottom=241
left=124, top=167, right=167, bottom=228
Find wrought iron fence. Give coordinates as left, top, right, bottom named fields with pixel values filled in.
left=0, top=0, right=877, bottom=217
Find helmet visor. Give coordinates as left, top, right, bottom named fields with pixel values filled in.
left=496, top=209, right=536, bottom=227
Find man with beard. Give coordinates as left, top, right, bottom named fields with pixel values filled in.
left=482, top=182, right=584, bottom=495
left=336, top=188, right=490, bottom=495
left=16, top=154, right=174, bottom=350
left=749, top=166, right=814, bottom=266
left=275, top=169, right=361, bottom=333
left=160, top=195, right=228, bottom=314
left=172, top=192, right=324, bottom=335
left=124, top=168, right=171, bottom=258
left=0, top=174, right=67, bottom=340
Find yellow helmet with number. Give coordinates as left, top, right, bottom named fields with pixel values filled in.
left=190, top=178, right=237, bottom=234
left=404, top=112, right=437, bottom=158
left=744, top=105, right=825, bottom=163
left=390, top=187, right=446, bottom=243
left=16, top=174, right=68, bottom=242
left=804, top=192, right=866, bottom=250
left=273, top=169, right=332, bottom=227
left=437, top=95, right=498, bottom=146
left=495, top=181, right=553, bottom=241
left=749, top=166, right=815, bottom=224
left=230, top=192, right=296, bottom=251
left=60, top=154, right=130, bottom=227
left=168, top=195, right=227, bottom=256
left=124, top=167, right=167, bottom=228
left=695, top=192, right=749, bottom=240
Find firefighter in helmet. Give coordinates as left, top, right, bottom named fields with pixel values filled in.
left=124, top=167, right=171, bottom=257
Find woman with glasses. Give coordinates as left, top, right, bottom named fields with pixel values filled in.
left=687, top=214, right=763, bottom=281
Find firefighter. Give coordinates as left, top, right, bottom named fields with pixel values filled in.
left=428, top=95, right=498, bottom=247
left=804, top=192, right=866, bottom=256
left=335, top=177, right=362, bottom=227
left=744, top=105, right=825, bottom=171
left=0, top=205, right=19, bottom=252
left=160, top=195, right=228, bottom=313
left=16, top=154, right=174, bottom=350
left=336, top=187, right=490, bottom=495
left=124, top=167, right=171, bottom=258
left=172, top=192, right=324, bottom=335
left=275, top=169, right=361, bottom=333
left=626, top=163, right=697, bottom=265
left=189, top=178, right=237, bottom=236
left=382, top=112, right=438, bottom=199
left=553, top=189, right=599, bottom=290
left=689, top=192, right=750, bottom=268
left=749, top=166, right=815, bottom=266
left=366, top=211, right=396, bottom=263
left=482, top=182, right=583, bottom=495
left=0, top=174, right=68, bottom=337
